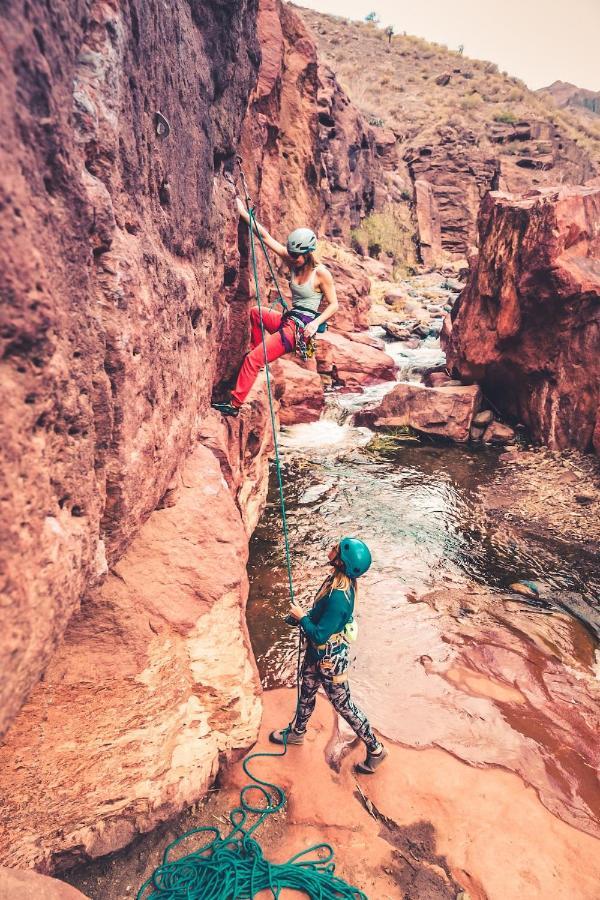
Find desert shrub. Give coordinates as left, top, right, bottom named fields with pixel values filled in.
left=460, top=93, right=483, bottom=110
left=494, top=110, right=518, bottom=124
left=351, top=203, right=417, bottom=275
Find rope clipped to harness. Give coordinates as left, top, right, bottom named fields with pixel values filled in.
left=137, top=736, right=367, bottom=900
left=295, top=325, right=317, bottom=360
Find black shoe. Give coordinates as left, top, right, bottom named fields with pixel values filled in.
left=212, top=401, right=240, bottom=417
left=355, top=745, right=387, bottom=774
left=269, top=728, right=305, bottom=746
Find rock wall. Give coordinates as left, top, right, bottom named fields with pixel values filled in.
left=0, top=0, right=390, bottom=877
left=0, top=0, right=262, bottom=740
left=444, top=186, right=600, bottom=451
left=0, top=0, right=277, bottom=872
left=406, top=120, right=597, bottom=263
left=0, top=432, right=268, bottom=872
left=238, top=0, right=383, bottom=248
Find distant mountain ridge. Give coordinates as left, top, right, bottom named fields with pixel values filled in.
left=538, top=80, right=600, bottom=117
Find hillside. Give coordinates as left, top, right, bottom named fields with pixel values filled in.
left=538, top=80, right=600, bottom=120
left=295, top=4, right=600, bottom=262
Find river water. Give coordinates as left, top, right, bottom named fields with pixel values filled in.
left=246, top=328, right=600, bottom=745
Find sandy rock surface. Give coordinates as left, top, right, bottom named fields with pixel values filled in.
left=0, top=868, right=89, bottom=899
left=0, top=438, right=267, bottom=872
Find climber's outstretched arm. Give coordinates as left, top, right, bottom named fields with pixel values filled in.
left=304, top=267, right=339, bottom=337
left=236, top=197, right=288, bottom=261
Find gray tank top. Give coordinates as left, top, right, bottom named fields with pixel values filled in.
left=290, top=269, right=323, bottom=313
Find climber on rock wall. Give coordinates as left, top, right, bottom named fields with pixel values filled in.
left=212, top=198, right=339, bottom=417
left=270, top=538, right=388, bottom=775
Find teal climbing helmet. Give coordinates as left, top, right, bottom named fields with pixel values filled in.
left=287, top=227, right=317, bottom=255
left=339, top=537, right=372, bottom=578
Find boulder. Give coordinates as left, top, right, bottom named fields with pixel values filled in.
left=483, top=421, right=516, bottom=445
left=470, top=425, right=486, bottom=441
left=0, top=869, right=88, bottom=899
left=356, top=383, right=482, bottom=442
left=424, top=371, right=453, bottom=388
left=383, top=288, right=408, bottom=307
left=345, top=332, right=386, bottom=350
left=382, top=322, right=411, bottom=341
left=444, top=186, right=600, bottom=451
left=316, top=331, right=397, bottom=388
left=271, top=359, right=324, bottom=425
left=473, top=409, right=494, bottom=426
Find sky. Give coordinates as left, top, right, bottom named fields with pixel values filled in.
left=297, top=0, right=600, bottom=91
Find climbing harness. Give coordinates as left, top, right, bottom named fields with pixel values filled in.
left=137, top=160, right=366, bottom=898
left=233, top=157, right=324, bottom=361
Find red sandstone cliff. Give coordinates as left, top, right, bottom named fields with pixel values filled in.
left=444, top=186, right=600, bottom=451
left=0, top=0, right=389, bottom=875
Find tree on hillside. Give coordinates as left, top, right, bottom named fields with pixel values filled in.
left=365, top=11, right=380, bottom=24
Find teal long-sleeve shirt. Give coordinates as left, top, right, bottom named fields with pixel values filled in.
left=299, top=586, right=354, bottom=647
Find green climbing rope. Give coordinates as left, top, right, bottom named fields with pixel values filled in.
left=137, top=169, right=366, bottom=899
left=136, top=738, right=367, bottom=899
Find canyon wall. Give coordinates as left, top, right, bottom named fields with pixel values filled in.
left=406, top=118, right=597, bottom=263
left=0, top=0, right=261, bottom=741
left=0, top=0, right=385, bottom=875
left=444, top=185, right=600, bottom=451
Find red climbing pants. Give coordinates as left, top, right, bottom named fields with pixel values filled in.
left=231, top=306, right=296, bottom=407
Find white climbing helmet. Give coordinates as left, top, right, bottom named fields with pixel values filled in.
left=287, top=227, right=317, bottom=256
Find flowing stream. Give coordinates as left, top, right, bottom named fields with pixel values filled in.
left=246, top=327, right=600, bottom=740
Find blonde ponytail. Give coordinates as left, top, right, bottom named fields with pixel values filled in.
left=315, top=570, right=358, bottom=603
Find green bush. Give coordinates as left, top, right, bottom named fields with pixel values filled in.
left=351, top=203, right=417, bottom=275
left=493, top=111, right=518, bottom=124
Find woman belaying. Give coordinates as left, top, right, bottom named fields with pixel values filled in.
left=270, top=538, right=387, bottom=775
left=212, top=198, right=339, bottom=417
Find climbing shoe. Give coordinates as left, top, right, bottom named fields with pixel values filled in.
left=269, top=728, right=305, bottom=746
left=355, top=745, right=387, bottom=775
left=212, top=401, right=240, bottom=417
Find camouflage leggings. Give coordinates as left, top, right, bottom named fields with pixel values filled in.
left=294, top=657, right=381, bottom=752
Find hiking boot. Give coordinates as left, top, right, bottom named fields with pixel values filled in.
left=355, top=744, right=387, bottom=774
left=212, top=401, right=240, bottom=417
left=269, top=728, right=305, bottom=746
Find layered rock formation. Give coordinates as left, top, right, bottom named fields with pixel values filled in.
left=405, top=119, right=596, bottom=261
left=298, top=6, right=600, bottom=266
left=444, top=185, right=600, bottom=451
left=239, top=0, right=382, bottom=247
